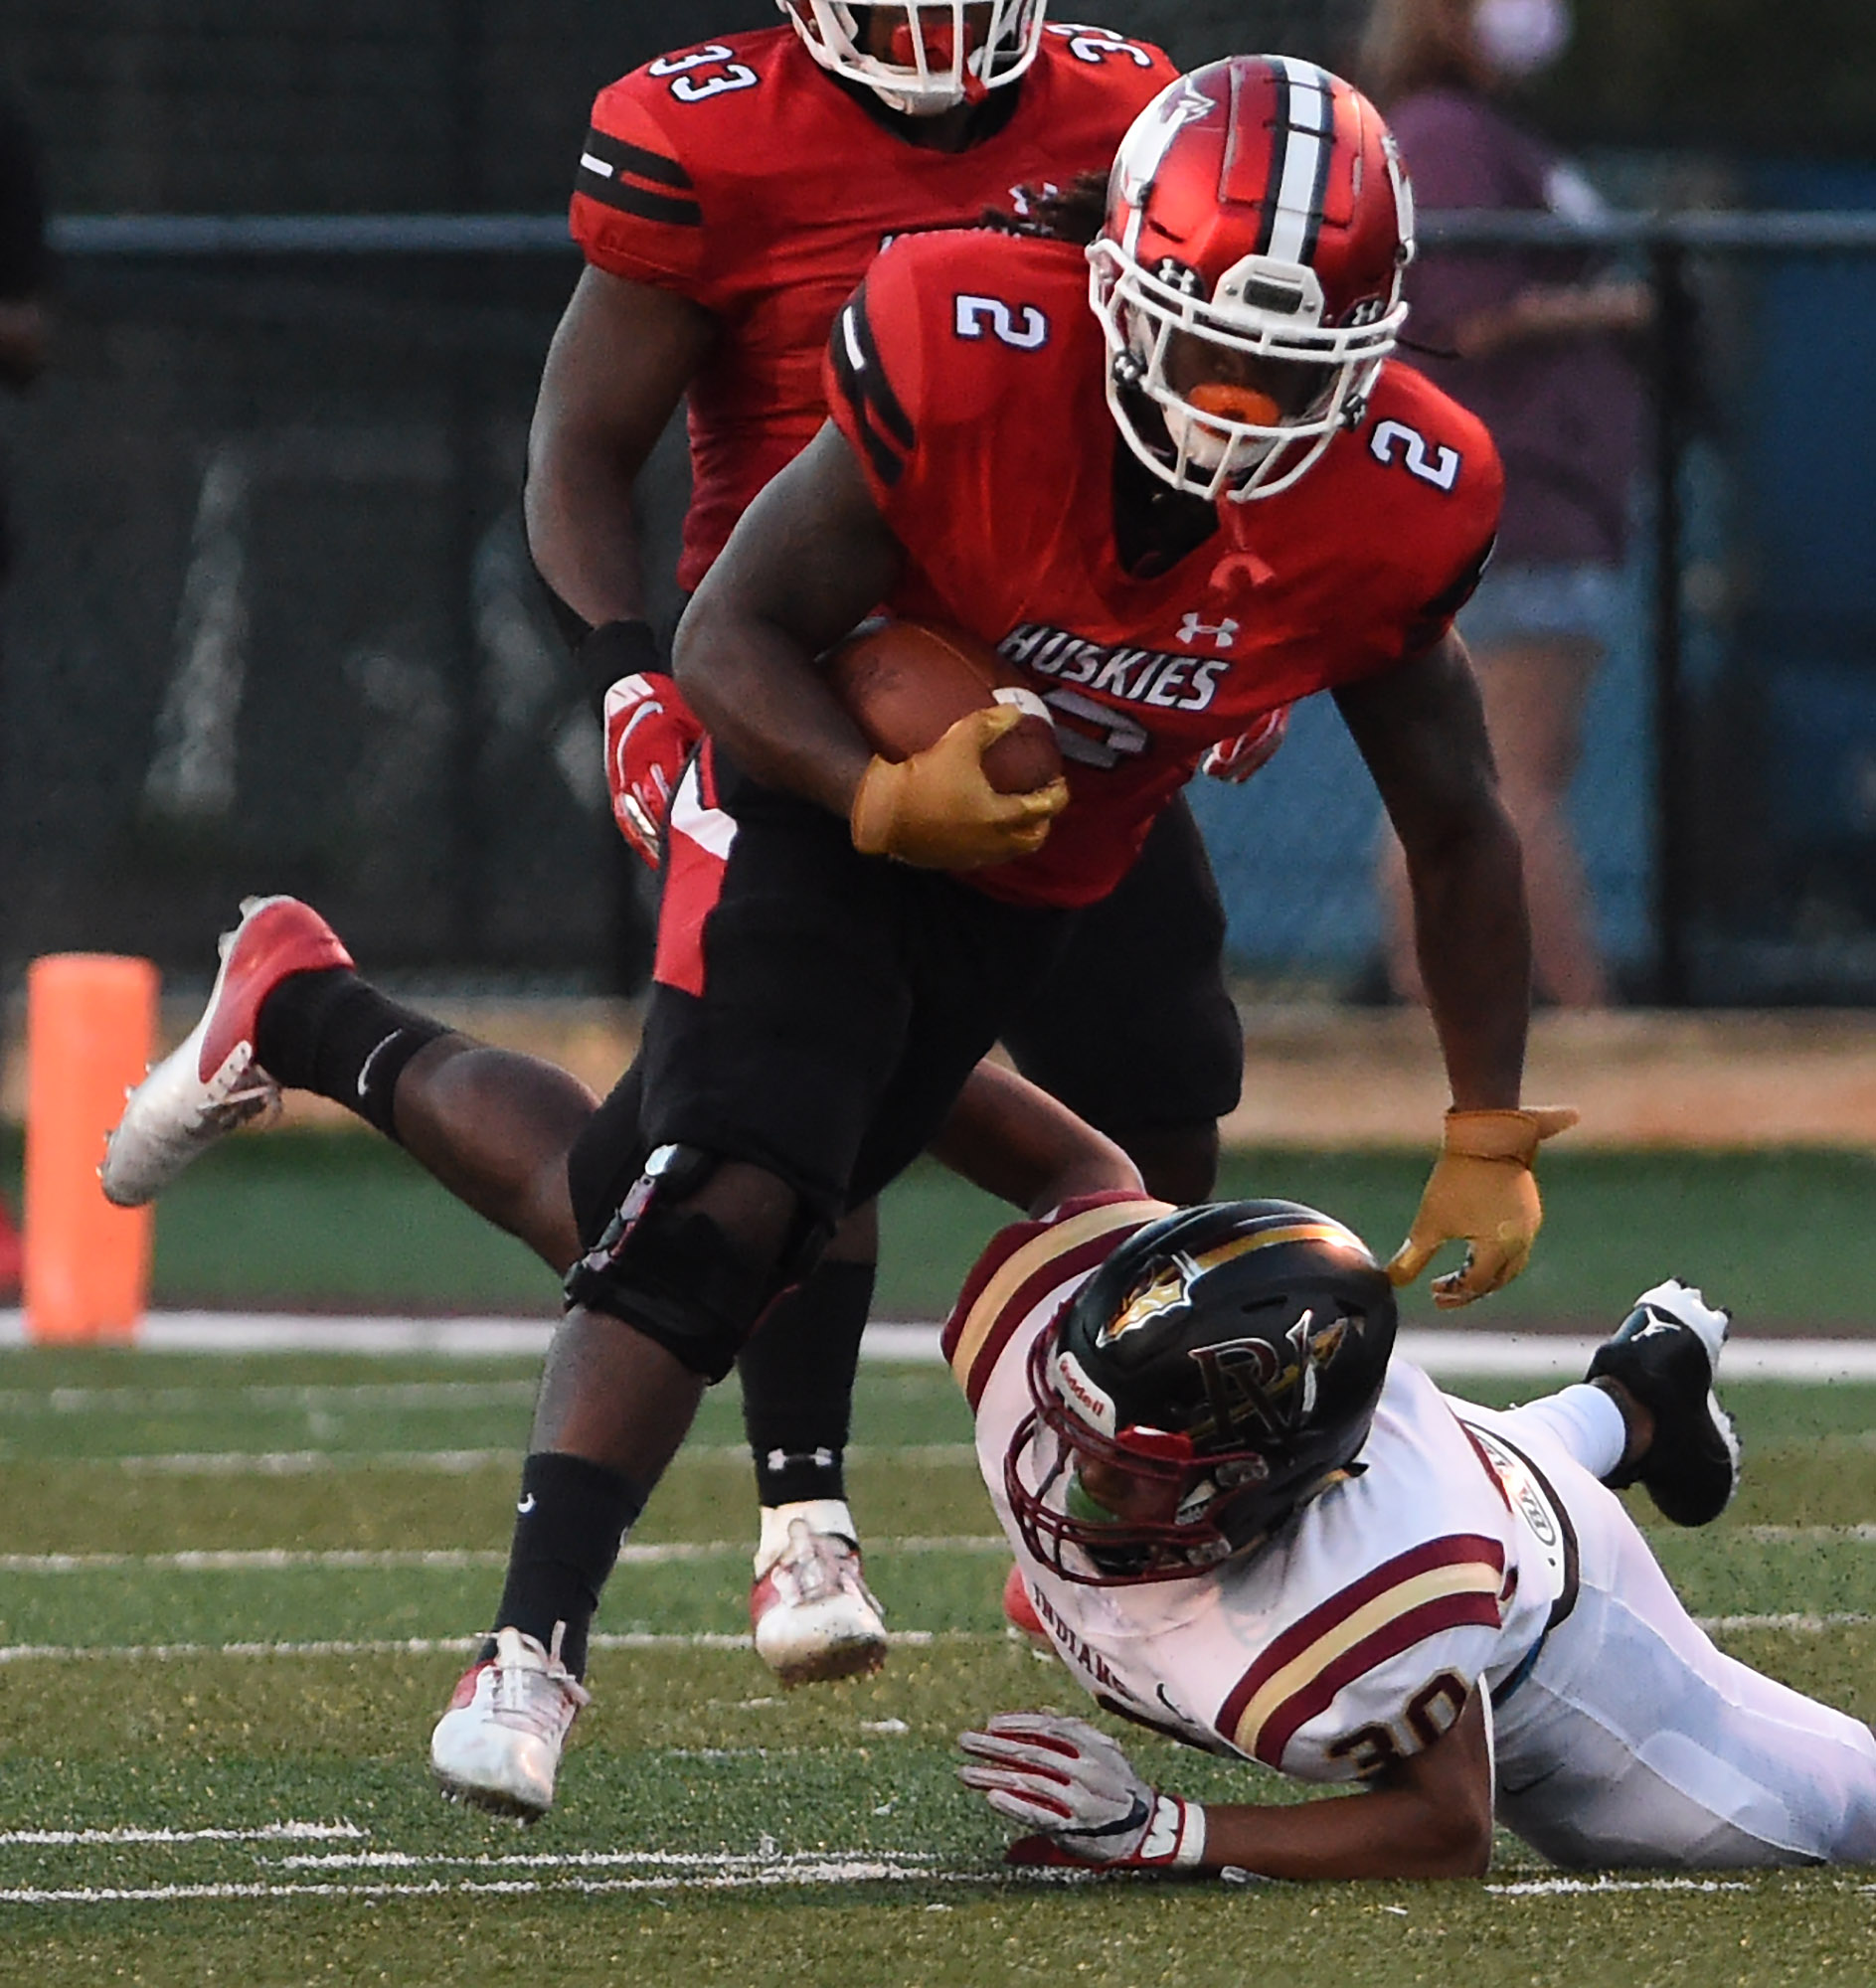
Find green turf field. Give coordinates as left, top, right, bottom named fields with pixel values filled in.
left=3, top=1353, right=1876, bottom=1984
left=16, top=1125, right=1872, bottom=1327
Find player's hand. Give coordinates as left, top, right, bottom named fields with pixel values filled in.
left=849, top=706, right=1069, bottom=870
left=603, top=672, right=704, bottom=870
left=1388, top=1106, right=1580, bottom=1307
left=1200, top=705, right=1290, bottom=784
left=957, top=1713, right=1207, bottom=1870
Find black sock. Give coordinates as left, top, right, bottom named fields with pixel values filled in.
left=739, top=1259, right=875, bottom=1510
left=485, top=1451, right=647, bottom=1678
left=253, top=968, right=452, bottom=1141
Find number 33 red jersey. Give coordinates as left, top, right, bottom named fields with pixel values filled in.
left=570, top=25, right=1177, bottom=591
left=823, top=229, right=1505, bottom=909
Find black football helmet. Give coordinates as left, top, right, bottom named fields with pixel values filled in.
left=1006, top=1200, right=1398, bottom=1584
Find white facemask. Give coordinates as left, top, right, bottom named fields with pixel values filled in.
left=1472, top=0, right=1571, bottom=80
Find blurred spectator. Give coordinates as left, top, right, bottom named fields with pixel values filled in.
left=0, top=90, right=47, bottom=1295
left=1360, top=0, right=1649, bottom=1008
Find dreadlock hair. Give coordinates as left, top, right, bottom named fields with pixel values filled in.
left=979, top=171, right=1108, bottom=248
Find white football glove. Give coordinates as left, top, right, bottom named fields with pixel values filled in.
left=957, top=1712, right=1207, bottom=1870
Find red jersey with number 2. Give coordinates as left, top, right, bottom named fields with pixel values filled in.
left=570, top=24, right=1177, bottom=590
left=823, top=230, right=1504, bottom=909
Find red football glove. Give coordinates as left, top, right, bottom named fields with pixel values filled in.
left=1199, top=704, right=1290, bottom=784
left=603, top=671, right=704, bottom=870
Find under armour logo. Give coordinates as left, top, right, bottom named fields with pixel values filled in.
left=1177, top=612, right=1239, bottom=651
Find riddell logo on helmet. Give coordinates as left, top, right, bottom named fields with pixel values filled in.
left=1054, top=1351, right=1116, bottom=1434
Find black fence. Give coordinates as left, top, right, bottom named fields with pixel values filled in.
left=2, top=208, right=1874, bottom=1001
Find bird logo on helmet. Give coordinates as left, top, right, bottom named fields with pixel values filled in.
left=1005, top=1201, right=1398, bottom=1584
left=777, top=1, right=1048, bottom=117
left=1087, top=56, right=1417, bottom=502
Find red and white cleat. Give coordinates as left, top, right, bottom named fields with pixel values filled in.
left=429, top=1626, right=591, bottom=1820
left=99, top=896, right=351, bottom=1207
left=1002, top=1563, right=1055, bottom=1658
left=750, top=1499, right=888, bottom=1686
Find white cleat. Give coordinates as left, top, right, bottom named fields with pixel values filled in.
left=429, top=1626, right=591, bottom=1820
left=750, top=1499, right=888, bottom=1687
left=99, top=895, right=352, bottom=1207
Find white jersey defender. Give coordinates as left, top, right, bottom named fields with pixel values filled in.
left=946, top=1195, right=1876, bottom=1870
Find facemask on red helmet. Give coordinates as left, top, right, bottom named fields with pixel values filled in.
left=1088, top=57, right=1415, bottom=502
left=778, top=1, right=1047, bottom=116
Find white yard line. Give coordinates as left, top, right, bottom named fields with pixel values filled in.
left=9, top=1310, right=1876, bottom=1379
left=0, top=1313, right=939, bottom=1362
left=97, top=1441, right=975, bottom=1474
left=0, top=1863, right=959, bottom=1905
left=0, top=1823, right=365, bottom=1845
left=1488, top=1876, right=1754, bottom=1897
left=10, top=1531, right=1876, bottom=1574
left=0, top=1613, right=1860, bottom=1667
left=0, top=1628, right=996, bottom=1665
left=0, top=1379, right=540, bottom=1415
left=0, top=1536, right=1007, bottom=1574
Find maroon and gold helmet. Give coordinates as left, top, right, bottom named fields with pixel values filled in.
left=1088, top=57, right=1416, bottom=502
left=1006, top=1201, right=1398, bottom=1585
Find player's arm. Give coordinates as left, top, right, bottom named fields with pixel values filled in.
left=1196, top=1687, right=1494, bottom=1880
left=673, top=418, right=900, bottom=817
left=524, top=264, right=715, bottom=659
left=960, top=1687, right=1494, bottom=1882
left=1334, top=630, right=1527, bottom=1113
left=676, top=420, right=1064, bottom=866
left=1336, top=633, right=1575, bottom=1304
left=930, top=1063, right=1143, bottom=1217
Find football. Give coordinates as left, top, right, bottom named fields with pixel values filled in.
left=825, top=619, right=1063, bottom=796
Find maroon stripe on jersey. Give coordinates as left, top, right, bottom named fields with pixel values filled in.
left=1252, top=1588, right=1505, bottom=1769
left=953, top=1220, right=1152, bottom=1412
left=941, top=1219, right=1052, bottom=1365
left=939, top=1193, right=1157, bottom=1368
left=1218, top=1534, right=1506, bottom=1740
left=1458, top=1421, right=1514, bottom=1515
left=582, top=127, right=694, bottom=190
left=828, top=284, right=915, bottom=489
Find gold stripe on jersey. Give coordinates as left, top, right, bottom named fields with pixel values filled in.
left=947, top=1198, right=1170, bottom=1395
left=1228, top=1558, right=1505, bottom=1761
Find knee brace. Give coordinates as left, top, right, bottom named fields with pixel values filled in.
left=562, top=1144, right=831, bottom=1384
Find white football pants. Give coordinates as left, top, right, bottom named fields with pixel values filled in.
left=1452, top=1392, right=1876, bottom=1869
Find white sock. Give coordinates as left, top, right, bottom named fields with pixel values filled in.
left=1504, top=1383, right=1628, bottom=1482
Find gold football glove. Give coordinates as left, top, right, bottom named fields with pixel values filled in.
left=1387, top=1106, right=1580, bottom=1308
left=849, top=705, right=1069, bottom=870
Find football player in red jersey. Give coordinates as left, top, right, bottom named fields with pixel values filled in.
left=522, top=6, right=1272, bottom=1690
left=104, top=54, right=1573, bottom=1823
left=414, top=54, right=1574, bottom=1816
left=102, top=8, right=1261, bottom=1708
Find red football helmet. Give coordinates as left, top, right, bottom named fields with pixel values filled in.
left=1088, top=57, right=1416, bottom=502
left=778, top=2, right=1047, bottom=115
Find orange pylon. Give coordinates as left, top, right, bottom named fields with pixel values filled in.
left=23, top=953, right=159, bottom=1343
